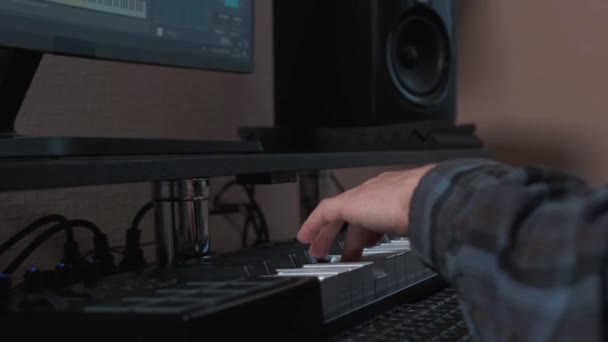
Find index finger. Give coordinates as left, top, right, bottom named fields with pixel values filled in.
left=297, top=196, right=345, bottom=244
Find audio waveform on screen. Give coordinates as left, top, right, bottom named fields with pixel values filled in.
left=42, top=0, right=147, bottom=19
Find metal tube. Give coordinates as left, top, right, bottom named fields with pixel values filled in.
left=153, top=178, right=210, bottom=266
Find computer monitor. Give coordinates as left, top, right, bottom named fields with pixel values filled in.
left=0, top=0, right=260, bottom=157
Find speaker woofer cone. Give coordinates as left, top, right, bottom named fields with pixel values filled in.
left=388, top=7, right=450, bottom=106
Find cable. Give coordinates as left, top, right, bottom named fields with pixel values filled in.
left=2, top=218, right=111, bottom=276
left=0, top=215, right=74, bottom=256
left=242, top=184, right=270, bottom=244
left=60, top=219, right=102, bottom=268
left=113, top=241, right=155, bottom=254
left=67, top=220, right=116, bottom=276
left=213, top=180, right=269, bottom=247
left=85, top=241, right=156, bottom=258
left=68, top=219, right=103, bottom=236
left=124, top=201, right=154, bottom=253
left=241, top=206, right=252, bottom=247
left=214, top=181, right=258, bottom=245
left=330, top=172, right=346, bottom=193
left=3, top=221, right=68, bottom=274
left=241, top=205, right=261, bottom=247
left=118, top=201, right=154, bottom=272
left=130, top=201, right=154, bottom=233
left=213, top=180, right=239, bottom=209
left=83, top=248, right=120, bottom=259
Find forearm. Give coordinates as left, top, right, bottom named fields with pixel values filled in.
left=408, top=158, right=608, bottom=341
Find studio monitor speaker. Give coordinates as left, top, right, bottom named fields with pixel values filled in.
left=273, top=0, right=457, bottom=128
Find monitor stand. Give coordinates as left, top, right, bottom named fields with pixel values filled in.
left=0, top=47, right=262, bottom=158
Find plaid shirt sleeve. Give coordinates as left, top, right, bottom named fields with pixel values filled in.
left=408, top=158, right=608, bottom=341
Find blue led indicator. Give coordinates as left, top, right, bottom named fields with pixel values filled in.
left=0, top=273, right=7, bottom=279
left=57, top=263, right=66, bottom=269
left=224, top=0, right=240, bottom=8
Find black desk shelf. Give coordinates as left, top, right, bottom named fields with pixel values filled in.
left=0, top=148, right=492, bottom=191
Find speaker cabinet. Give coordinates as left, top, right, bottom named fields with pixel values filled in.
left=273, top=0, right=457, bottom=128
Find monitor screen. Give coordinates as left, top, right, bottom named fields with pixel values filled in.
left=0, top=0, right=254, bottom=73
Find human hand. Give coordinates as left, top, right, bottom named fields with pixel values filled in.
left=297, top=164, right=436, bottom=262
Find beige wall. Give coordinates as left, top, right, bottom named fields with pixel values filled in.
left=457, top=0, right=608, bottom=186
left=3, top=0, right=608, bottom=275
